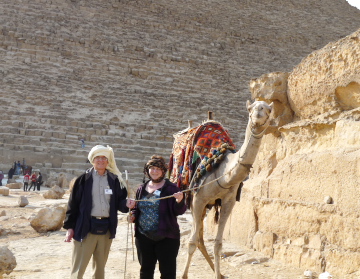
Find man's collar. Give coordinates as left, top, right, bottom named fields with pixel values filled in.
left=93, top=168, right=107, bottom=176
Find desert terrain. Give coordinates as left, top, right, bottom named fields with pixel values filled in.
left=1, top=176, right=308, bottom=279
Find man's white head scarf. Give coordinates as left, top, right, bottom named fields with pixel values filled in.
left=88, top=145, right=125, bottom=187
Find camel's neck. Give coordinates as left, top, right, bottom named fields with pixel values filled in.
left=237, top=119, right=267, bottom=165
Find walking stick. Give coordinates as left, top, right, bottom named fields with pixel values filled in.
left=125, top=170, right=135, bottom=261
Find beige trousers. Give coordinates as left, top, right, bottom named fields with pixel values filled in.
left=71, top=231, right=112, bottom=279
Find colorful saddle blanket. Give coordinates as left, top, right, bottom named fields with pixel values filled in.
left=168, top=121, right=236, bottom=190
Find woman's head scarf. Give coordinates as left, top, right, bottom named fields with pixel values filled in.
left=143, top=155, right=168, bottom=183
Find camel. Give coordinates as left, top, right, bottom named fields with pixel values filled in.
left=182, top=100, right=273, bottom=279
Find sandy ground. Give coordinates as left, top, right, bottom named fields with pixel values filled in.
left=0, top=180, right=308, bottom=279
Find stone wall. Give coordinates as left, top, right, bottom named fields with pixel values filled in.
left=214, top=29, right=360, bottom=277
left=1, top=0, right=359, bottom=188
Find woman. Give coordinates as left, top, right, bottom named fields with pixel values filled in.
left=132, top=155, right=186, bottom=279
left=36, top=172, right=43, bottom=191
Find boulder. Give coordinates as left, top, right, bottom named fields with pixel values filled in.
left=18, top=196, right=29, bottom=207
left=6, top=182, right=22, bottom=189
left=45, top=172, right=58, bottom=188
left=43, top=185, right=65, bottom=199
left=0, top=210, right=5, bottom=217
left=0, top=246, right=17, bottom=277
left=45, top=172, right=69, bottom=188
left=0, top=186, right=9, bottom=196
left=58, top=173, right=69, bottom=188
left=30, top=206, right=66, bottom=233
left=69, top=177, right=76, bottom=192
left=288, top=29, right=360, bottom=119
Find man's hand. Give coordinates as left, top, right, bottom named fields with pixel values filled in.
left=64, top=228, right=74, bottom=242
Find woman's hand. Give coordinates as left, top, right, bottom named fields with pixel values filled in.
left=126, top=198, right=136, bottom=209
left=173, top=191, right=184, bottom=203
left=64, top=228, right=74, bottom=242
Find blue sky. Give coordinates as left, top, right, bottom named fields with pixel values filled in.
left=347, top=0, right=360, bottom=9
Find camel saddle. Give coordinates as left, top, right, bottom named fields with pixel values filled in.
left=168, top=121, right=236, bottom=191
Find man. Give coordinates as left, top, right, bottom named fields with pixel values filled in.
left=63, top=145, right=135, bottom=279
left=23, top=172, right=30, bottom=191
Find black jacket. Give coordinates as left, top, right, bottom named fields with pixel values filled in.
left=133, top=179, right=186, bottom=239
left=63, top=168, right=129, bottom=241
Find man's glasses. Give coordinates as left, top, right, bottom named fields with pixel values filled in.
left=94, top=156, right=108, bottom=161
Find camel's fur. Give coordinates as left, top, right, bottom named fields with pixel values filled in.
left=182, top=100, right=273, bottom=279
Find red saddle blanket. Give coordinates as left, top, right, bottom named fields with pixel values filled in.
left=168, top=121, right=236, bottom=190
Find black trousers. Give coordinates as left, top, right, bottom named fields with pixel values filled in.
left=135, top=233, right=180, bottom=279
left=23, top=182, right=28, bottom=191
left=28, top=181, right=36, bottom=191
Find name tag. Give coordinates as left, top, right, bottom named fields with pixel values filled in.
left=105, top=189, right=113, bottom=195
left=154, top=190, right=161, bottom=197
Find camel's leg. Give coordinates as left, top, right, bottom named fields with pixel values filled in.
left=213, top=196, right=236, bottom=279
left=197, top=208, right=215, bottom=271
left=182, top=197, right=208, bottom=279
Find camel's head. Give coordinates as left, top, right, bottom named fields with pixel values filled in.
left=246, top=100, right=273, bottom=127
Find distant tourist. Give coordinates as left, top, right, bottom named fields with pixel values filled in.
left=22, top=158, right=27, bottom=174
left=23, top=173, right=30, bottom=191
left=63, top=145, right=135, bottom=279
left=28, top=172, right=37, bottom=191
left=8, top=167, right=14, bottom=180
left=15, top=161, right=21, bottom=175
left=0, top=171, right=4, bottom=186
left=36, top=172, right=43, bottom=191
left=80, top=138, right=85, bottom=148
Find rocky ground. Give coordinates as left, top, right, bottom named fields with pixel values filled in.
left=0, top=177, right=310, bottom=279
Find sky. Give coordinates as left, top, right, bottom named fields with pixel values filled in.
left=346, top=0, right=360, bottom=9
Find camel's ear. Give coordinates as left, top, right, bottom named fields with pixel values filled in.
left=246, top=100, right=252, bottom=112
left=269, top=102, right=274, bottom=112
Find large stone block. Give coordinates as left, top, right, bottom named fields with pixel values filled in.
left=0, top=187, right=9, bottom=196
left=30, top=206, right=66, bottom=233
left=0, top=246, right=17, bottom=277
left=6, top=182, right=22, bottom=189
left=287, top=29, right=360, bottom=119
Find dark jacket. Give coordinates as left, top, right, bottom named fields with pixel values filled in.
left=133, top=179, right=186, bottom=239
left=63, top=168, right=129, bottom=242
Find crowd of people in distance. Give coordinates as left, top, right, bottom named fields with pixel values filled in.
left=23, top=171, right=43, bottom=191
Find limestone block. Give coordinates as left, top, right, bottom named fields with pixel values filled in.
left=34, top=147, right=44, bottom=152
left=6, top=182, right=22, bottom=189
left=0, top=187, right=9, bottom=196
left=69, top=177, right=76, bottom=192
left=18, top=196, right=29, bottom=207
left=58, top=173, right=69, bottom=188
left=65, top=134, right=78, bottom=140
left=0, top=210, right=5, bottom=216
left=253, top=231, right=275, bottom=257
left=43, top=185, right=65, bottom=199
left=288, top=29, right=360, bottom=119
left=250, top=72, right=289, bottom=104
left=30, top=206, right=66, bottom=232
left=0, top=246, right=17, bottom=277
